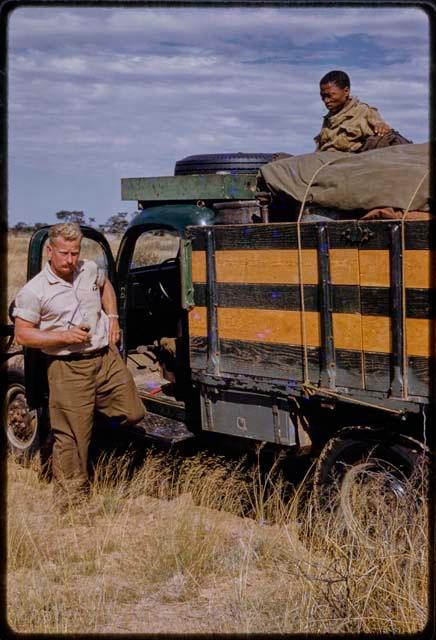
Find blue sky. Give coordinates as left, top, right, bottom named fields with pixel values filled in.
left=8, top=6, right=430, bottom=226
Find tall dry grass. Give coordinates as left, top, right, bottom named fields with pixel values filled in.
left=7, top=448, right=429, bottom=634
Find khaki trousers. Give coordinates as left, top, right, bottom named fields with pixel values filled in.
left=47, top=345, right=145, bottom=501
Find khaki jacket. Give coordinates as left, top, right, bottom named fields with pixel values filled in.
left=314, top=96, right=389, bottom=152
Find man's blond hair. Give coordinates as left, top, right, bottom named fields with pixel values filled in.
left=48, top=222, right=83, bottom=244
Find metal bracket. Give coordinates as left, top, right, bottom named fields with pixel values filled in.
left=341, top=226, right=374, bottom=245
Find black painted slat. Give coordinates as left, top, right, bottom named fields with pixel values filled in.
left=213, top=224, right=318, bottom=250
left=360, top=287, right=390, bottom=316
left=406, top=289, right=436, bottom=318
left=193, top=283, right=435, bottom=319
left=190, top=220, right=435, bottom=251
left=219, top=338, right=320, bottom=383
left=364, top=352, right=392, bottom=393
left=408, top=355, right=435, bottom=397
left=335, top=349, right=364, bottom=389
left=331, top=285, right=360, bottom=314
left=194, top=283, right=318, bottom=311
left=190, top=336, right=207, bottom=370
left=190, top=337, right=434, bottom=398
left=405, top=220, right=436, bottom=250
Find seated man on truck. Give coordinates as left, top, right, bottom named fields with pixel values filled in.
left=315, top=69, right=392, bottom=152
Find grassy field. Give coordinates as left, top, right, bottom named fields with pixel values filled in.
left=5, top=232, right=431, bottom=633
left=7, top=450, right=429, bottom=634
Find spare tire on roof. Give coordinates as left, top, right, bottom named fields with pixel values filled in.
left=174, top=152, right=275, bottom=176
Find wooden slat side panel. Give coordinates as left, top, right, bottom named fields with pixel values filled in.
left=215, top=249, right=319, bottom=284
left=190, top=336, right=207, bottom=370
left=333, top=314, right=364, bottom=352
left=408, top=356, right=435, bottom=397
left=364, top=352, right=391, bottom=392
left=217, top=308, right=321, bottom=346
left=219, top=339, right=320, bottom=382
left=405, top=220, right=436, bottom=250
left=404, top=250, right=436, bottom=289
left=192, top=250, right=206, bottom=283
left=189, top=306, right=207, bottom=336
left=406, top=318, right=436, bottom=358
left=335, top=349, right=364, bottom=389
left=362, top=316, right=392, bottom=354
left=212, top=224, right=318, bottom=250
left=190, top=306, right=436, bottom=359
left=329, top=249, right=360, bottom=285
left=190, top=337, right=435, bottom=399
left=359, top=250, right=390, bottom=286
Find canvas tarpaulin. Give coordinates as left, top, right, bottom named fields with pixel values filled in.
left=259, top=142, right=430, bottom=212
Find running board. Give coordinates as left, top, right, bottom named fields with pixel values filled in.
left=128, top=411, right=195, bottom=445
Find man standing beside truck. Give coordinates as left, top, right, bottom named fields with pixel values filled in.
left=13, top=222, right=145, bottom=510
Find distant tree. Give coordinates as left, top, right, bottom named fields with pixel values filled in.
left=11, top=221, right=31, bottom=232
left=104, top=212, right=129, bottom=234
left=88, top=216, right=96, bottom=227
left=55, top=210, right=85, bottom=225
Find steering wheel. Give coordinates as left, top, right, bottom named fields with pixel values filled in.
left=146, top=257, right=177, bottom=307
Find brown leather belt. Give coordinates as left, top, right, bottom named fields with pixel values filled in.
left=48, top=346, right=109, bottom=361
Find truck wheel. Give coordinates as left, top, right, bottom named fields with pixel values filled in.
left=174, top=152, right=274, bottom=176
left=3, top=366, right=40, bottom=463
left=313, top=429, right=426, bottom=543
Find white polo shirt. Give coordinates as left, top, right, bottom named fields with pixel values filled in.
left=13, top=259, right=110, bottom=356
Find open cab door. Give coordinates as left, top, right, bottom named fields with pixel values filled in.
left=24, top=225, right=117, bottom=410
left=115, top=224, right=192, bottom=422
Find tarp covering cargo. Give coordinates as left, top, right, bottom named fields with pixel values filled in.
left=260, top=142, right=430, bottom=212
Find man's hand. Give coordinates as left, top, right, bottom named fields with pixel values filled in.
left=15, top=317, right=91, bottom=349
left=373, top=122, right=391, bottom=136
left=64, top=326, right=92, bottom=345
left=108, top=317, right=121, bottom=345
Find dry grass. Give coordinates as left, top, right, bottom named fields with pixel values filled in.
left=7, top=449, right=429, bottom=634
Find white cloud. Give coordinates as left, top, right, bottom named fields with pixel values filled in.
left=7, top=5, right=430, bottom=225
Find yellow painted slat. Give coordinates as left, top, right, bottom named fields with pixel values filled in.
left=189, top=306, right=436, bottom=358
left=329, top=249, right=360, bottom=285
left=192, top=251, right=206, bottom=283
left=215, top=249, right=319, bottom=284
left=218, top=308, right=321, bottom=345
left=359, top=250, right=390, bottom=287
left=333, top=313, right=363, bottom=351
left=404, top=250, right=436, bottom=289
left=362, top=316, right=392, bottom=353
left=406, top=318, right=436, bottom=358
left=194, top=248, right=436, bottom=290
left=188, top=307, right=207, bottom=336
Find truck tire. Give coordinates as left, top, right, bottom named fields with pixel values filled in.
left=313, top=428, right=426, bottom=543
left=174, top=152, right=274, bottom=176
left=2, top=365, right=40, bottom=463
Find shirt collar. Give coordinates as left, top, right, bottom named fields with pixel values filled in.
left=44, top=260, right=85, bottom=285
left=325, top=95, right=358, bottom=124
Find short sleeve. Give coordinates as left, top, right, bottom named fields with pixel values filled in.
left=96, top=267, right=106, bottom=288
left=83, top=259, right=106, bottom=288
left=13, top=286, right=41, bottom=324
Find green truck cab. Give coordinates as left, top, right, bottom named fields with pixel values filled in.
left=3, top=152, right=432, bottom=506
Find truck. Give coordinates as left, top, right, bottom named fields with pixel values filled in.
left=2, top=151, right=432, bottom=511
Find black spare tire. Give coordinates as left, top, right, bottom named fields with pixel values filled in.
left=174, top=152, right=274, bottom=176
